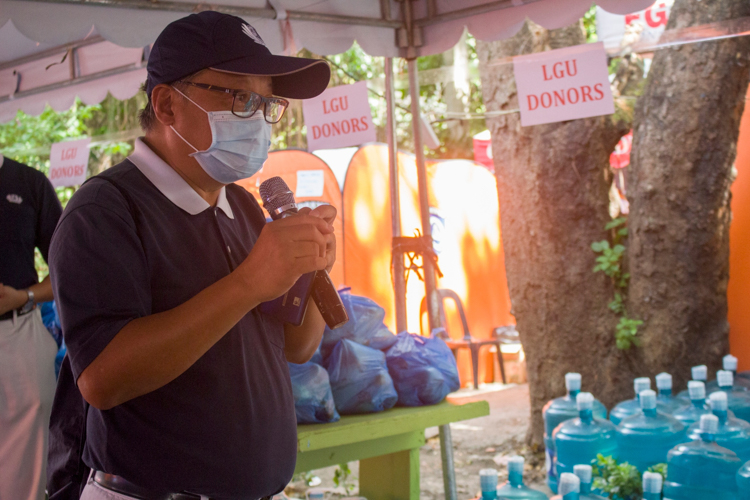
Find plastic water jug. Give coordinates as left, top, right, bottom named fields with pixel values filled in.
left=673, top=381, right=712, bottom=426
left=479, top=468, right=498, bottom=500
left=687, top=391, right=750, bottom=462
left=610, top=377, right=651, bottom=425
left=616, top=389, right=686, bottom=471
left=708, top=356, right=749, bottom=394
left=554, top=393, right=617, bottom=482
left=656, top=373, right=688, bottom=415
left=712, top=371, right=750, bottom=421
left=663, top=414, right=741, bottom=499
left=737, top=460, right=750, bottom=500
left=543, top=373, right=607, bottom=493
left=496, top=456, right=547, bottom=499
left=551, top=473, right=580, bottom=500
left=642, top=471, right=663, bottom=500
left=573, top=464, right=605, bottom=499
left=676, top=365, right=708, bottom=402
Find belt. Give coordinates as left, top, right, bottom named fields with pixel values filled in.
left=93, top=471, right=272, bottom=500
left=0, top=307, right=32, bottom=321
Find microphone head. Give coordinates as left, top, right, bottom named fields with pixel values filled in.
left=259, top=176, right=296, bottom=217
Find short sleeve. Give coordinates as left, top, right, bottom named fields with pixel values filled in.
left=49, top=180, right=151, bottom=380
left=34, top=170, right=63, bottom=263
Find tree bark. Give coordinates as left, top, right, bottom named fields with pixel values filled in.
left=478, top=21, right=633, bottom=447
left=627, top=0, right=750, bottom=389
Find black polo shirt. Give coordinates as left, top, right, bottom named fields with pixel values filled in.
left=49, top=140, right=296, bottom=499
left=0, top=156, right=62, bottom=291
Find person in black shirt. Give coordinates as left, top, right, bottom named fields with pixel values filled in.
left=48, top=12, right=334, bottom=500
left=0, top=155, right=63, bottom=500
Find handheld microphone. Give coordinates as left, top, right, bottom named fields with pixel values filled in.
left=259, top=177, right=349, bottom=330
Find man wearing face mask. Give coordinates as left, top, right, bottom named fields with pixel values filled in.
left=47, top=12, right=334, bottom=500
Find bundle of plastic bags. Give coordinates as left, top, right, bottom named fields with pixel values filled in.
left=320, top=289, right=397, bottom=361
left=326, top=339, right=398, bottom=414
left=386, top=332, right=461, bottom=406
left=288, top=361, right=340, bottom=424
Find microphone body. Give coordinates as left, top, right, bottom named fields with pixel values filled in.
left=260, top=177, right=349, bottom=330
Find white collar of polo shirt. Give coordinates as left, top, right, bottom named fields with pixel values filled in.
left=128, top=138, right=235, bottom=219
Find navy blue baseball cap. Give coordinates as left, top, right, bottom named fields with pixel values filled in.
left=146, top=11, right=330, bottom=99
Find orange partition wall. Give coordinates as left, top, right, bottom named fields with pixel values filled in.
left=342, top=143, right=515, bottom=387
left=236, top=150, right=345, bottom=287
left=729, top=87, right=750, bottom=370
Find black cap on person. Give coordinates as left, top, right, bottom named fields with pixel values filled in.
left=145, top=11, right=330, bottom=99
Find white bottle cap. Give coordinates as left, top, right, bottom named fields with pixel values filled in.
left=577, top=392, right=594, bottom=411
left=558, top=473, right=581, bottom=495
left=634, top=377, right=651, bottom=395
left=724, top=355, right=739, bottom=371
left=688, top=381, right=705, bottom=400
left=508, top=456, right=524, bottom=475
left=710, top=391, right=729, bottom=411
left=566, top=372, right=582, bottom=392
left=656, top=372, right=672, bottom=391
left=479, top=468, right=499, bottom=492
left=692, top=365, right=708, bottom=381
left=640, top=389, right=657, bottom=410
left=700, top=413, right=719, bottom=434
left=642, top=472, right=663, bottom=494
left=573, top=464, right=592, bottom=484
left=718, top=370, right=734, bottom=388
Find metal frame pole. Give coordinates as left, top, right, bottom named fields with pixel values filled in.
left=385, top=57, right=408, bottom=334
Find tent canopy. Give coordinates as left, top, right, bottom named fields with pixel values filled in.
left=0, top=0, right=653, bottom=121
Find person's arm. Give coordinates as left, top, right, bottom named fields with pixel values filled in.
left=0, top=276, right=53, bottom=315
left=283, top=205, right=337, bottom=363
left=77, top=213, right=333, bottom=410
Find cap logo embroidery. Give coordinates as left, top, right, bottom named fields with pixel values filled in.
left=242, top=24, right=266, bottom=47
left=6, top=194, right=22, bottom=204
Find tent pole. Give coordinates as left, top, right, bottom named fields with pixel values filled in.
left=385, top=57, right=408, bottom=334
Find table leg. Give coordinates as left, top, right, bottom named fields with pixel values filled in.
left=439, top=424, right=458, bottom=500
left=359, top=445, right=420, bottom=500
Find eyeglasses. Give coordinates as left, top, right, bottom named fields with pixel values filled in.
left=177, top=81, right=289, bottom=123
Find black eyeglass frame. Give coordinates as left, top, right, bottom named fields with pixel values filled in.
left=177, top=81, right=289, bottom=123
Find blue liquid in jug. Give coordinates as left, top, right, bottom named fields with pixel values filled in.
left=496, top=469, right=547, bottom=499
left=554, top=408, right=617, bottom=483
left=688, top=406, right=750, bottom=462
left=737, top=460, right=750, bottom=500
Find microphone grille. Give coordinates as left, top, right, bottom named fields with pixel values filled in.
left=259, top=176, right=295, bottom=215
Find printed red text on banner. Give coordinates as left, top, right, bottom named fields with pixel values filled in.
left=302, top=81, right=376, bottom=151
left=48, top=138, right=91, bottom=188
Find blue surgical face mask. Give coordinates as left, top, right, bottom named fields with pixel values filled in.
left=170, top=87, right=271, bottom=184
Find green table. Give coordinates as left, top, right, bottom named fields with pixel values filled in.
left=295, top=400, right=490, bottom=500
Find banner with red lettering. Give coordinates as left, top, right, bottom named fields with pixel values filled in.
left=513, top=42, right=615, bottom=127
left=597, top=1, right=673, bottom=51
left=302, top=81, right=376, bottom=152
left=48, top=138, right=91, bottom=187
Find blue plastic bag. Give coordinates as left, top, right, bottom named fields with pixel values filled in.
left=40, top=301, right=63, bottom=348
left=326, top=339, right=398, bottom=414
left=385, top=332, right=461, bottom=407
left=288, top=362, right=340, bottom=424
left=320, top=289, right=397, bottom=361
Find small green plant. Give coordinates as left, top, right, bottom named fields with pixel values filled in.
left=591, top=454, right=666, bottom=499
left=592, top=217, right=643, bottom=350
left=333, top=463, right=356, bottom=494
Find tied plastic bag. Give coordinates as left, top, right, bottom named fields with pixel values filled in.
left=386, top=332, right=461, bottom=406
left=326, top=339, right=398, bottom=414
left=320, top=289, right=397, bottom=361
left=288, top=362, right=340, bottom=424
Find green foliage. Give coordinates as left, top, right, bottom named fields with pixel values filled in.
left=616, top=316, right=644, bottom=350
left=592, top=454, right=666, bottom=500
left=333, top=463, right=355, bottom=494
left=583, top=5, right=598, bottom=43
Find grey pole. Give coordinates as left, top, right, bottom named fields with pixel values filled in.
left=385, top=57, right=408, bottom=334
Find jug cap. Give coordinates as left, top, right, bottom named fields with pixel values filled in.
left=642, top=472, right=663, bottom=493
left=558, top=473, right=580, bottom=495
left=573, top=464, right=592, bottom=483
left=566, top=372, right=582, bottom=392
left=576, top=392, right=594, bottom=411
left=656, top=372, right=672, bottom=390
left=724, top=355, right=738, bottom=371
left=508, top=456, right=524, bottom=475
left=479, top=468, right=498, bottom=492
left=710, top=391, right=729, bottom=411
left=688, top=381, right=705, bottom=400
left=692, top=365, right=708, bottom=381
left=718, top=370, right=734, bottom=388
left=700, top=413, right=719, bottom=434
left=640, top=389, right=657, bottom=410
left=634, top=377, right=651, bottom=395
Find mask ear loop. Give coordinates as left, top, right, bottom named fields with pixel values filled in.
left=170, top=86, right=207, bottom=153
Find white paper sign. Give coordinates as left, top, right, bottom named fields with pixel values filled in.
left=513, top=42, right=615, bottom=127
left=302, top=81, right=376, bottom=151
left=296, top=170, right=325, bottom=198
left=49, top=138, right=91, bottom=187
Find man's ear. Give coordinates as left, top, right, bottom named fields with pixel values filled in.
left=151, top=84, right=178, bottom=126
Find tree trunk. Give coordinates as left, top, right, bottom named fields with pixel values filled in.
left=478, top=21, right=633, bottom=447
left=627, top=0, right=750, bottom=388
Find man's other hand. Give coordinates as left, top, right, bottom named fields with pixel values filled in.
left=0, top=284, right=27, bottom=316
left=299, top=205, right=337, bottom=274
